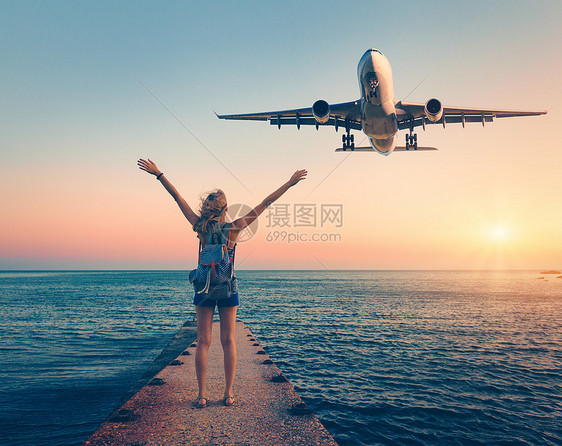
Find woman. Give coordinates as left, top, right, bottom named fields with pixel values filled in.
left=137, top=158, right=307, bottom=408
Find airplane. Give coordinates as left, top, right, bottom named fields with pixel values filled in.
left=217, top=48, right=547, bottom=156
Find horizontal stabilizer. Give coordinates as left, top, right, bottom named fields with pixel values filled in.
left=335, top=146, right=438, bottom=152
left=335, top=146, right=375, bottom=152
left=394, top=146, right=438, bottom=151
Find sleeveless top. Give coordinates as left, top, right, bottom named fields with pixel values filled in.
left=199, top=222, right=236, bottom=263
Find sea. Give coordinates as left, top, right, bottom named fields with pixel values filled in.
left=0, top=270, right=560, bottom=446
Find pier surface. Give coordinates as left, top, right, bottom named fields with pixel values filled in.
left=85, top=321, right=337, bottom=445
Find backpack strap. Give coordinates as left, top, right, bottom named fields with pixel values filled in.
left=204, top=222, right=228, bottom=245
left=222, top=222, right=236, bottom=274
left=230, top=242, right=236, bottom=272
left=222, top=222, right=231, bottom=245
left=197, top=222, right=232, bottom=262
left=206, top=226, right=215, bottom=245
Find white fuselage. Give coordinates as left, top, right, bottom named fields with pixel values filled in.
left=357, top=49, right=398, bottom=155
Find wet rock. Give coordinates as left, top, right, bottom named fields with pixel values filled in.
left=271, top=374, right=288, bottom=383
left=108, top=409, right=138, bottom=423
left=289, top=402, right=312, bottom=415
left=148, top=378, right=166, bottom=386
left=262, top=359, right=273, bottom=365
left=169, top=360, right=183, bottom=366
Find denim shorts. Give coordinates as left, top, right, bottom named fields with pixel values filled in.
left=193, top=292, right=239, bottom=308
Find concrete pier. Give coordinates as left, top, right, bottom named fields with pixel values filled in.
left=85, top=321, right=337, bottom=445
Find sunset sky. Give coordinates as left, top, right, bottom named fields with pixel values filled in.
left=1, top=0, right=561, bottom=270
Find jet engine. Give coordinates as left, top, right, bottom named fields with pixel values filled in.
left=312, top=100, right=331, bottom=124
left=424, top=98, right=443, bottom=123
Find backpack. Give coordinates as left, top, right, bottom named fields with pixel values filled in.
left=189, top=222, right=237, bottom=302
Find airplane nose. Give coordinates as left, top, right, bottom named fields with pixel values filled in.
left=371, top=134, right=397, bottom=155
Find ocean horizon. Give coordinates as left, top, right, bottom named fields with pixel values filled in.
left=1, top=270, right=560, bottom=445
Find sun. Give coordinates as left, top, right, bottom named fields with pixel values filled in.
left=487, top=224, right=512, bottom=242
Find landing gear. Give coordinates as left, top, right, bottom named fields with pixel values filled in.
left=342, top=131, right=355, bottom=151
left=405, top=130, right=418, bottom=150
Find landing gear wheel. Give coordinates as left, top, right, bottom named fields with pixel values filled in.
left=342, top=131, right=354, bottom=150
left=406, top=131, right=418, bottom=150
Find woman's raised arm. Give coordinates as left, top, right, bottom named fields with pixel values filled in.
left=231, top=169, right=307, bottom=232
left=137, top=158, right=199, bottom=226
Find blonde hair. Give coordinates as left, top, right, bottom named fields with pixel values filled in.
left=193, top=189, right=227, bottom=237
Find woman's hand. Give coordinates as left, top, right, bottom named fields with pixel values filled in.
left=137, top=158, right=162, bottom=176
left=288, top=169, right=307, bottom=187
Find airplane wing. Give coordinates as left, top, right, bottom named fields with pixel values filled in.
left=396, top=101, right=547, bottom=130
left=216, top=100, right=363, bottom=130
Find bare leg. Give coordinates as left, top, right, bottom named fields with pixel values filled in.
left=195, top=306, right=214, bottom=405
left=218, top=305, right=237, bottom=403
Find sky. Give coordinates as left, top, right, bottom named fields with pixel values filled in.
left=1, top=0, right=561, bottom=270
